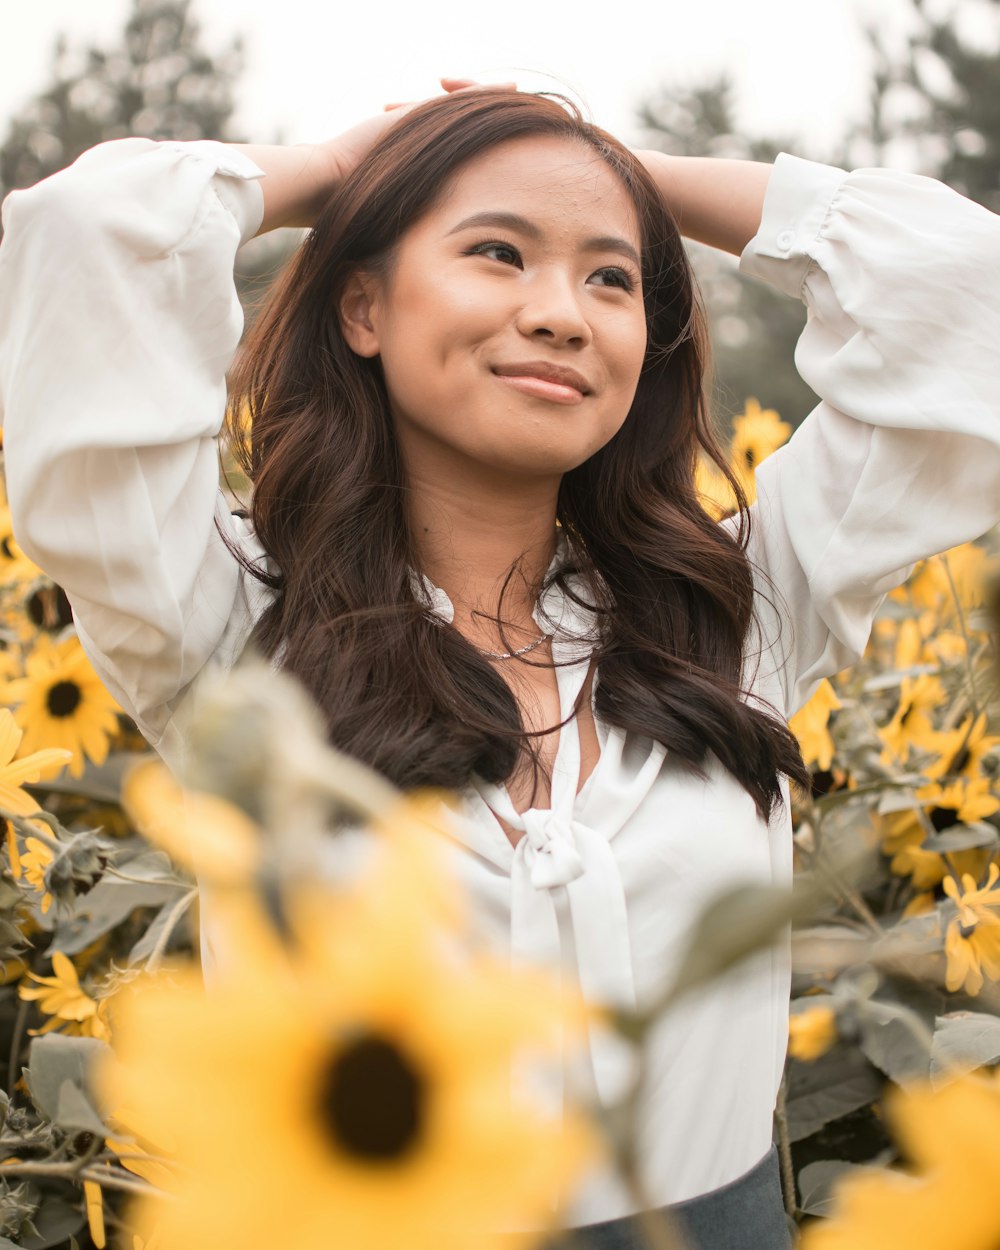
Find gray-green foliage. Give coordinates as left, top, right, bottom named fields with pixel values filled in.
left=0, top=0, right=292, bottom=305
left=638, top=0, right=1000, bottom=432
left=0, top=0, right=245, bottom=212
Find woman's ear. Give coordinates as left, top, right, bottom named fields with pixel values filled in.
left=338, top=272, right=382, bottom=358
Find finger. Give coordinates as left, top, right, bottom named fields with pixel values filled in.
left=440, top=77, right=518, bottom=94
left=382, top=101, right=413, bottom=111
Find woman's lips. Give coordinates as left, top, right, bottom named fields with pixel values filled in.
left=491, top=362, right=591, bottom=403
left=493, top=373, right=586, bottom=405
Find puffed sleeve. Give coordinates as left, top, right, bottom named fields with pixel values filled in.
left=736, top=153, right=1000, bottom=716
left=0, top=137, right=277, bottom=762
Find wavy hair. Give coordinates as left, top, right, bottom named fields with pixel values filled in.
left=221, top=89, right=808, bottom=818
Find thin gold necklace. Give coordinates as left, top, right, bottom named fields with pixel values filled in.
left=476, top=631, right=552, bottom=661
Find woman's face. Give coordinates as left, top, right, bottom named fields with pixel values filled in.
left=341, top=134, right=648, bottom=481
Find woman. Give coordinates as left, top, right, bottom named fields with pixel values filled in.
left=1, top=83, right=998, bottom=1249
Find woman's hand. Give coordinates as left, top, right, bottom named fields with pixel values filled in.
left=235, top=79, right=517, bottom=237
left=323, top=78, right=517, bottom=185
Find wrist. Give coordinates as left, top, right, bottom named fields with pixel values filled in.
left=230, top=142, right=337, bottom=235
left=634, top=149, right=774, bottom=257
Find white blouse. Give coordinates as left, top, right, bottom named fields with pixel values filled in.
left=1, top=136, right=999, bottom=1229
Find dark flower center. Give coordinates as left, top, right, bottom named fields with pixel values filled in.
left=0, top=537, right=13, bottom=561
left=951, top=746, right=971, bottom=775
left=318, top=1032, right=425, bottom=1162
left=810, top=768, right=838, bottom=798
left=958, top=918, right=978, bottom=939
left=26, top=586, right=74, bottom=632
left=929, top=806, right=960, bottom=832
left=46, top=680, right=82, bottom=719
left=743, top=447, right=756, bottom=470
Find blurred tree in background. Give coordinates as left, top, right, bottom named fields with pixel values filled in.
left=640, top=0, right=1000, bottom=435
left=0, top=0, right=293, bottom=305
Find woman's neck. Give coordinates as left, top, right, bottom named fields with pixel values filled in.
left=404, top=465, right=560, bottom=648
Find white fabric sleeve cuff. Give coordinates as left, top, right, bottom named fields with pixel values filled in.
left=737, top=152, right=851, bottom=299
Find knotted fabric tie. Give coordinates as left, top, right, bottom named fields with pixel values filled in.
left=520, top=808, right=587, bottom=888
left=497, top=804, right=639, bottom=1115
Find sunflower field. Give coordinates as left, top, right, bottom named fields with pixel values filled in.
left=0, top=402, right=996, bottom=1250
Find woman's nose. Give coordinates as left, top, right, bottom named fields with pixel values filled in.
left=514, top=272, right=592, bottom=347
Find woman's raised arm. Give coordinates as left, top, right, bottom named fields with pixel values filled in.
left=634, top=150, right=775, bottom=255
left=0, top=82, right=513, bottom=769
left=0, top=136, right=273, bottom=767
left=644, top=149, right=1000, bottom=716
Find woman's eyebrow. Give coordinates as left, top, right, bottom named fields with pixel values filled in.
left=446, top=210, right=640, bottom=268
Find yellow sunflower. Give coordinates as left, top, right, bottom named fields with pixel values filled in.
left=891, top=607, right=971, bottom=667
left=942, top=863, right=1000, bottom=997
left=121, top=758, right=261, bottom=886
left=802, top=1070, right=1000, bottom=1250
left=101, top=1095, right=180, bottom=1192
left=0, top=501, right=42, bottom=588
left=924, top=777, right=1000, bottom=828
left=878, top=780, right=995, bottom=893
left=925, top=713, right=1000, bottom=784
left=7, top=827, right=55, bottom=914
left=94, top=823, right=600, bottom=1250
left=0, top=635, right=120, bottom=778
left=0, top=706, right=71, bottom=815
left=879, top=674, right=947, bottom=765
left=788, top=1004, right=838, bottom=1062
left=907, top=542, right=997, bottom=621
left=18, top=949, right=111, bottom=1039
left=83, top=1179, right=105, bottom=1249
left=728, top=397, right=792, bottom=502
left=695, top=455, right=738, bottom=521
left=789, top=679, right=842, bottom=771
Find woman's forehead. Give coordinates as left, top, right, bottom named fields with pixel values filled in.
left=432, top=134, right=641, bottom=244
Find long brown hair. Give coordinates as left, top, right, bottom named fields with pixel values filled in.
left=221, top=89, right=808, bottom=818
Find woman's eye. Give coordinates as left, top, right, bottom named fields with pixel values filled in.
left=466, top=240, right=522, bottom=267
left=590, top=266, right=636, bottom=292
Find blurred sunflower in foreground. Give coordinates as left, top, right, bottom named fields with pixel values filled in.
left=801, top=1071, right=1000, bottom=1250
left=96, top=777, right=600, bottom=1250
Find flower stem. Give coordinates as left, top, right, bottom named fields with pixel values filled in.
left=774, top=1075, right=799, bottom=1221
left=940, top=553, right=982, bottom=721
left=145, top=888, right=197, bottom=973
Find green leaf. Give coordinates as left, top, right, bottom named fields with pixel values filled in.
left=876, top=788, right=924, bottom=815
left=668, top=877, right=832, bottom=1002
left=791, top=925, right=872, bottom=978
left=785, top=1048, right=884, bottom=1142
left=798, top=1155, right=894, bottom=1217
left=128, top=890, right=196, bottom=965
left=856, top=1002, right=930, bottom=1084
left=929, top=1011, right=1000, bottom=1086
left=27, top=751, right=150, bottom=807
left=920, top=821, right=999, bottom=853
left=19, top=1196, right=86, bottom=1250
left=46, top=871, right=184, bottom=956
left=110, top=846, right=182, bottom=884
left=25, top=1034, right=114, bottom=1130
left=54, top=1078, right=113, bottom=1136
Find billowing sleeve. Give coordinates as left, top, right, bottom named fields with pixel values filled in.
left=737, top=153, right=1000, bottom=717
left=0, top=137, right=276, bottom=759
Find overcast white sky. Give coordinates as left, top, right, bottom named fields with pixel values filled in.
left=0, top=0, right=994, bottom=160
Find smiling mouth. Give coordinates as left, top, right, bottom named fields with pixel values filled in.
left=490, top=363, right=590, bottom=406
